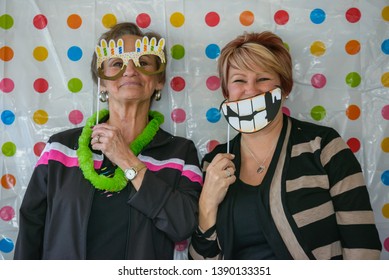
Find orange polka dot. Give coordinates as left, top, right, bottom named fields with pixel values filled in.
left=1, top=174, right=16, bottom=189
left=67, top=14, right=82, bottom=29
left=346, top=104, right=360, bottom=120
left=345, top=40, right=360, bottom=55
left=240, top=11, right=254, bottom=26
left=0, top=46, right=14, bottom=61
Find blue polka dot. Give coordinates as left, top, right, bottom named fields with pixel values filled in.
left=310, top=8, right=326, bottom=24
left=67, top=46, right=83, bottom=61
left=381, top=39, right=389, bottom=55
left=0, top=237, right=14, bottom=253
left=205, top=44, right=220, bottom=59
left=381, top=170, right=389, bottom=186
left=206, top=107, right=221, bottom=123
left=1, top=110, right=15, bottom=125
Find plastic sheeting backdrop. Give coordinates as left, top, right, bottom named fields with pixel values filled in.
left=1, top=0, right=389, bottom=260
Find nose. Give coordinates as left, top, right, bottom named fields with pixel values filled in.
left=244, top=81, right=258, bottom=96
left=123, top=60, right=138, bottom=77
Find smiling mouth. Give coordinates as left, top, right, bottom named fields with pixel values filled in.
left=220, top=88, right=282, bottom=133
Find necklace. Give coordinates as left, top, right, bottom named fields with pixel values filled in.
left=241, top=138, right=276, bottom=174
left=77, top=109, right=164, bottom=192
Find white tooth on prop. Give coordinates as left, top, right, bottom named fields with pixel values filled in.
left=240, top=120, right=255, bottom=132
left=252, top=94, right=266, bottom=112
left=228, top=117, right=240, bottom=130
left=229, top=102, right=238, bottom=114
left=238, top=98, right=253, bottom=116
left=272, top=88, right=282, bottom=101
left=221, top=104, right=227, bottom=115
left=253, top=110, right=268, bottom=130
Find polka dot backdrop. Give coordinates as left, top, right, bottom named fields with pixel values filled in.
left=1, top=0, right=389, bottom=260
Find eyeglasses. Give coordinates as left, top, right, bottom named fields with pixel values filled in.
left=95, top=36, right=166, bottom=80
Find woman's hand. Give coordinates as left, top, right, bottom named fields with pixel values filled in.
left=199, top=153, right=236, bottom=231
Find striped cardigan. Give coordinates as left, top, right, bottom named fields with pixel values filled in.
left=190, top=115, right=382, bottom=260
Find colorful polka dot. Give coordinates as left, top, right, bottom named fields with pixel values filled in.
left=0, top=206, right=15, bottom=222
left=33, top=46, right=48, bottom=62
left=311, top=74, right=327, bottom=88
left=346, top=104, right=361, bottom=120
left=206, top=76, right=220, bottom=91
left=102, top=14, right=117, bottom=29
left=310, top=8, right=326, bottom=24
left=67, top=14, right=82, bottom=29
left=310, top=41, right=326, bottom=56
left=345, top=7, right=361, bottom=23
left=347, top=137, right=361, bottom=153
left=206, top=107, right=221, bottom=123
left=0, top=238, right=14, bottom=253
left=1, top=174, right=16, bottom=189
left=170, top=76, right=186, bottom=92
left=0, top=14, right=14, bottom=30
left=239, top=11, right=254, bottom=26
left=274, top=10, right=289, bottom=25
left=345, top=72, right=361, bottom=88
left=310, top=105, right=326, bottom=121
left=205, top=12, right=220, bottom=27
left=1, top=110, right=15, bottom=125
left=67, top=46, right=83, bottom=61
left=33, top=142, right=46, bottom=157
left=68, top=78, right=83, bottom=93
left=381, top=170, right=389, bottom=186
left=345, top=40, right=361, bottom=55
left=68, top=110, right=83, bottom=125
left=171, top=108, right=186, bottom=123
left=381, top=138, right=389, bottom=153
left=171, top=44, right=185, bottom=60
left=136, top=13, right=151, bottom=28
left=384, top=238, right=389, bottom=252
left=205, top=44, right=220, bottom=59
left=0, top=78, right=15, bottom=93
left=33, top=14, right=48, bottom=29
left=382, top=72, right=389, bottom=87
left=0, top=46, right=14, bottom=62
left=1, top=142, right=16, bottom=157
left=382, top=203, right=389, bottom=219
left=381, top=39, right=389, bottom=55
left=206, top=140, right=220, bottom=153
left=33, top=109, right=49, bottom=125
left=33, top=78, right=49, bottom=93
left=383, top=6, right=389, bottom=21
left=170, top=12, right=185, bottom=27
left=382, top=105, right=389, bottom=120
left=174, top=239, right=188, bottom=251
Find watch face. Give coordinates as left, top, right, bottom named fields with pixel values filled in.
left=125, top=168, right=137, bottom=180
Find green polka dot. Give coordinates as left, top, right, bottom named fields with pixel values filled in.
left=2, top=142, right=16, bottom=157
left=68, top=78, right=83, bottom=93
left=345, top=72, right=361, bottom=88
left=311, top=105, right=326, bottom=121
left=0, top=14, right=14, bottom=30
left=171, top=44, right=185, bottom=60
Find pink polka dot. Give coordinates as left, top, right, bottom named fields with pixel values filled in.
left=311, top=74, right=327, bottom=89
left=174, top=239, right=188, bottom=251
left=345, top=7, right=361, bottom=23
left=33, top=142, right=46, bottom=157
left=282, top=106, right=291, bottom=116
left=170, top=76, right=186, bottom=92
left=171, top=108, right=186, bottom=123
left=0, top=78, right=14, bottom=93
left=136, top=13, right=151, bottom=28
left=384, top=237, right=389, bottom=252
left=206, top=76, right=220, bottom=91
left=0, top=206, right=15, bottom=222
left=33, top=14, right=48, bottom=29
left=205, top=12, right=220, bottom=27
left=207, top=140, right=220, bottom=153
left=274, top=10, right=289, bottom=25
left=382, top=105, right=389, bottom=120
left=69, top=110, right=84, bottom=125
left=347, top=137, right=361, bottom=153
left=33, top=78, right=49, bottom=93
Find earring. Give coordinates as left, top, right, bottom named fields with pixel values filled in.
left=154, top=90, right=161, bottom=101
left=99, top=90, right=109, bottom=102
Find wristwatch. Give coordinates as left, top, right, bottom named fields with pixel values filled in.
left=124, top=163, right=146, bottom=180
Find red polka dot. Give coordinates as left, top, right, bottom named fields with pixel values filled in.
left=171, top=108, right=186, bottom=123
left=345, top=7, right=361, bottom=23
left=33, top=78, right=49, bottom=93
left=205, top=12, right=220, bottom=27
left=0, top=78, right=15, bottom=93
left=274, top=10, right=289, bottom=25
left=69, top=110, right=83, bottom=125
left=136, top=13, right=151, bottom=28
left=0, top=206, right=15, bottom=222
left=207, top=140, right=220, bottom=153
left=311, top=74, right=327, bottom=89
left=170, top=76, right=186, bottom=92
left=174, top=239, right=188, bottom=251
left=206, top=76, right=220, bottom=91
left=381, top=105, right=389, bottom=120
left=33, top=14, right=48, bottom=29
left=33, top=142, right=46, bottom=157
left=347, top=137, right=361, bottom=153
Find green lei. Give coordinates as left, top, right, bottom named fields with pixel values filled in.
left=77, top=109, right=164, bottom=192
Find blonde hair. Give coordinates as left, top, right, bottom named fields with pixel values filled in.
left=218, top=31, right=293, bottom=98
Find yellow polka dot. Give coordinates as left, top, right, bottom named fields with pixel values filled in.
left=170, top=12, right=185, bottom=27
left=33, top=46, right=48, bottom=61
left=381, top=137, right=389, bottom=153
left=33, top=109, right=49, bottom=125
left=381, top=72, right=389, bottom=87
left=102, top=14, right=117, bottom=29
left=310, top=41, right=326, bottom=57
left=382, top=6, right=389, bottom=21
left=382, top=203, right=389, bottom=219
